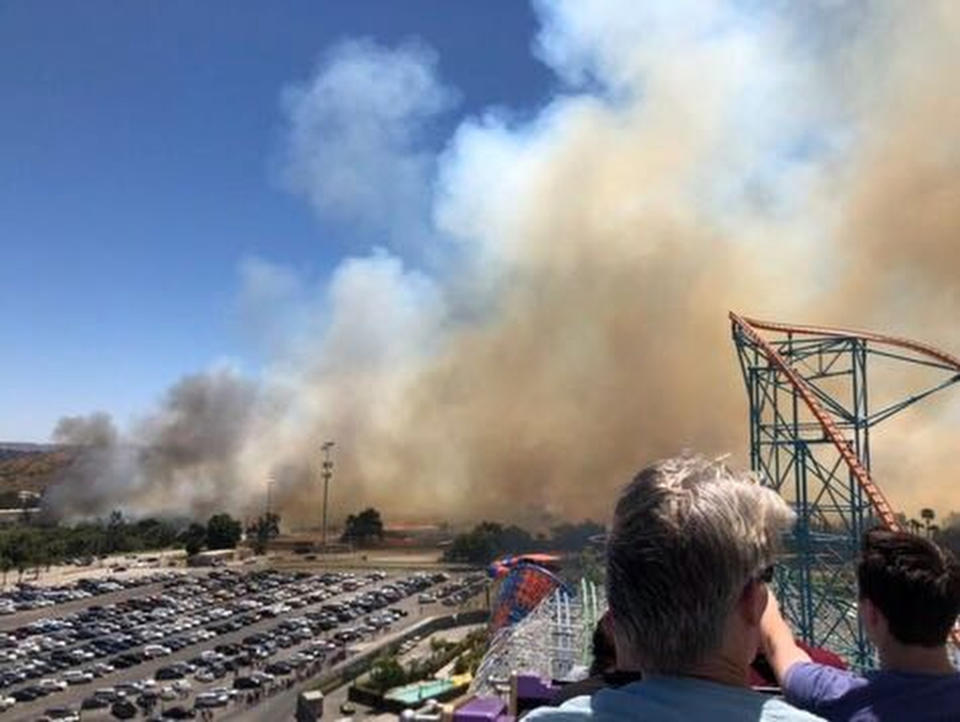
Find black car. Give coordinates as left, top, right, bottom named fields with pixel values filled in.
left=136, top=692, right=160, bottom=711
left=11, top=687, right=39, bottom=702
left=44, top=706, right=78, bottom=720
left=162, top=705, right=196, bottom=719
left=233, top=676, right=262, bottom=690
left=111, top=699, right=137, bottom=719
left=81, top=696, right=110, bottom=710
left=264, top=662, right=292, bottom=676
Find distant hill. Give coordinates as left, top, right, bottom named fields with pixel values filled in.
left=0, top=444, right=77, bottom=495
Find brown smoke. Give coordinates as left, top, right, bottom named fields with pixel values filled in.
left=49, top=2, right=960, bottom=525
left=826, top=2, right=960, bottom=516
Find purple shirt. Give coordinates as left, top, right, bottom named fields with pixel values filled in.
left=783, top=661, right=960, bottom=722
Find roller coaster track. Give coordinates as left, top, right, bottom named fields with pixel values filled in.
left=731, top=312, right=960, bottom=647
left=737, top=316, right=960, bottom=379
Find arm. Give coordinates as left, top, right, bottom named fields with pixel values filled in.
left=759, top=589, right=812, bottom=684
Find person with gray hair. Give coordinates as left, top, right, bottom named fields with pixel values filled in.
left=526, top=454, right=824, bottom=721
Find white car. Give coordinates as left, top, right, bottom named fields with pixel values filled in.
left=0, top=696, right=14, bottom=710
left=194, top=669, right=216, bottom=683
left=142, top=644, right=171, bottom=658
left=159, top=686, right=177, bottom=701
left=63, top=670, right=94, bottom=685
left=172, top=679, right=192, bottom=694
left=195, top=692, right=229, bottom=709
left=250, top=671, right=274, bottom=685
left=38, top=678, right=68, bottom=692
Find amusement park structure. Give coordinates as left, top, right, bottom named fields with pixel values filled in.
left=730, top=313, right=960, bottom=667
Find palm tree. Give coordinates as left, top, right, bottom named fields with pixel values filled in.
left=921, top=508, right=936, bottom=537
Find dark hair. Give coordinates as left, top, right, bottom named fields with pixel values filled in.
left=858, top=528, right=960, bottom=647
left=589, top=614, right=617, bottom=676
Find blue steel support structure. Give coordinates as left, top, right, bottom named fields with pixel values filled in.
left=730, top=314, right=960, bottom=668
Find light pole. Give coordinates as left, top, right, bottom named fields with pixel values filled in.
left=320, top=441, right=335, bottom=551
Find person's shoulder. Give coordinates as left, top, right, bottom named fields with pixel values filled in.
left=783, top=660, right=865, bottom=707
left=523, top=695, right=595, bottom=722
left=760, top=695, right=828, bottom=721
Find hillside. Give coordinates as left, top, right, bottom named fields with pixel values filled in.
left=0, top=445, right=77, bottom=496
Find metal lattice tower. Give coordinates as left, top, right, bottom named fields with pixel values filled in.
left=730, top=313, right=960, bottom=668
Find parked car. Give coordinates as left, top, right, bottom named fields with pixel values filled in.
left=194, top=691, right=229, bottom=708
left=110, top=700, right=137, bottom=719
left=80, top=696, right=110, bottom=710
left=63, top=669, right=94, bottom=685
left=143, top=644, right=171, bottom=658
left=39, top=678, right=68, bottom=693
left=162, top=705, right=196, bottom=719
left=42, top=707, right=79, bottom=721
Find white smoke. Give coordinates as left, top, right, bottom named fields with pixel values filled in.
left=279, top=38, right=457, bottom=251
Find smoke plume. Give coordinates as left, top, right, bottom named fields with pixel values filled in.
left=49, top=1, right=960, bottom=524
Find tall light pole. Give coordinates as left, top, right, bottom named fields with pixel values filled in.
left=320, top=441, right=335, bottom=551
left=265, top=476, right=275, bottom=519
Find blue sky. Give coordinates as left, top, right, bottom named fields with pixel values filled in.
left=0, top=1, right=553, bottom=441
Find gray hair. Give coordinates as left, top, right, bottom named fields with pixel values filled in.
left=606, top=454, right=794, bottom=674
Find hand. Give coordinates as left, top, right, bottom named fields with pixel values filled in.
left=760, top=588, right=789, bottom=652
left=759, top=587, right=811, bottom=682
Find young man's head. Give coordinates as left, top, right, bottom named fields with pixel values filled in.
left=606, top=454, right=794, bottom=679
left=857, top=528, right=960, bottom=650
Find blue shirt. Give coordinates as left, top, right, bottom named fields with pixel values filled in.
left=524, top=676, right=825, bottom=722
left=784, top=661, right=960, bottom=722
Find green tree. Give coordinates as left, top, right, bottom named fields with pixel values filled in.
left=921, top=508, right=936, bottom=537
left=182, top=523, right=207, bottom=557
left=550, top=521, right=606, bottom=551
left=205, top=513, right=242, bottom=550
left=104, top=510, right=128, bottom=553
left=368, top=655, right=407, bottom=693
left=341, top=508, right=384, bottom=547
left=7, top=531, right=34, bottom=583
left=134, top=518, right=179, bottom=549
left=578, top=546, right=605, bottom=586
left=248, top=513, right=280, bottom=555
left=442, top=521, right=538, bottom=564
left=938, top=514, right=960, bottom=558
left=0, top=549, right=10, bottom=588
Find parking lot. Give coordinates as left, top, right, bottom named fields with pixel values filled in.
left=0, top=565, right=485, bottom=721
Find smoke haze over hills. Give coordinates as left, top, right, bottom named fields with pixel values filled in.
left=48, top=1, right=960, bottom=525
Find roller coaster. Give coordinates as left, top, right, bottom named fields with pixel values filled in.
left=730, top=313, right=960, bottom=667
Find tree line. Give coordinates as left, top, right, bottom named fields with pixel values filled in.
left=442, top=519, right=606, bottom=564
left=0, top=511, right=181, bottom=584
left=440, top=511, right=960, bottom=568
left=0, top=508, right=288, bottom=584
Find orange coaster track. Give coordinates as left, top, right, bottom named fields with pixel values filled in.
left=731, top=312, right=960, bottom=648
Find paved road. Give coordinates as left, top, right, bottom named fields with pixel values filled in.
left=5, top=574, right=467, bottom=721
